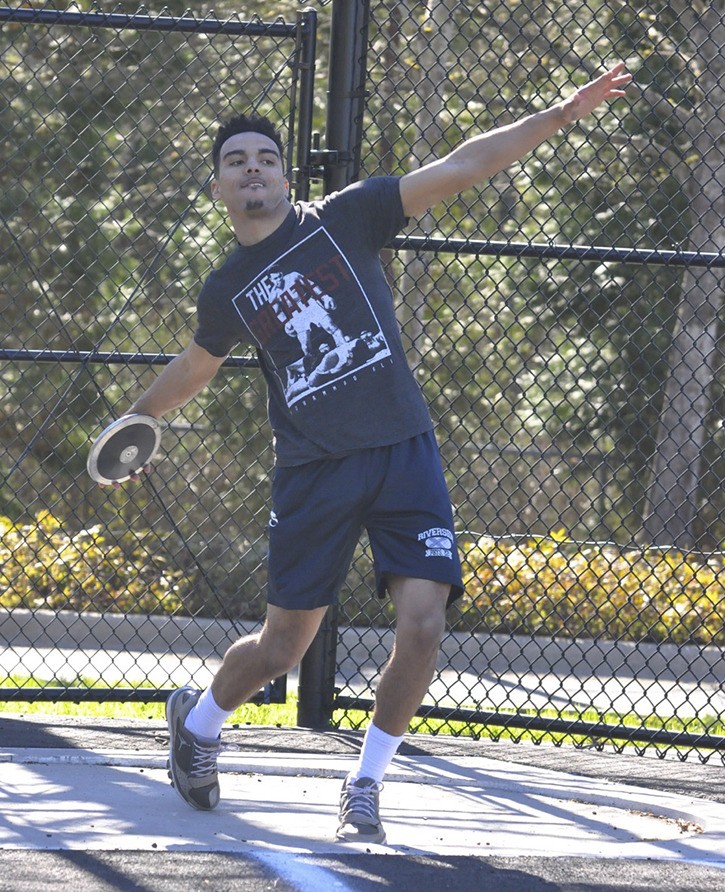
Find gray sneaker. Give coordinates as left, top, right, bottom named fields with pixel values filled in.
left=336, top=776, right=386, bottom=843
left=165, top=687, right=221, bottom=811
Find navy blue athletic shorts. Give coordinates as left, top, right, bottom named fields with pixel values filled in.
left=266, top=430, right=464, bottom=611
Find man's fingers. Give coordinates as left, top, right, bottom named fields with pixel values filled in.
left=564, top=63, right=631, bottom=123
left=594, top=62, right=631, bottom=87
left=606, top=64, right=632, bottom=88
left=97, top=465, right=152, bottom=489
left=606, top=61, right=630, bottom=81
left=586, top=64, right=632, bottom=103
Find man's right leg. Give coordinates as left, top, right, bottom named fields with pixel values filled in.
left=167, top=604, right=327, bottom=810
left=212, top=604, right=328, bottom=710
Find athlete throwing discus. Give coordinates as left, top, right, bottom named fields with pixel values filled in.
left=113, top=62, right=630, bottom=842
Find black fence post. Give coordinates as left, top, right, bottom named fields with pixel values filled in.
left=296, top=0, right=371, bottom=730
left=297, top=602, right=341, bottom=729
left=323, top=0, right=370, bottom=193
left=290, top=6, right=317, bottom=202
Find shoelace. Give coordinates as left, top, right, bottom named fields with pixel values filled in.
left=186, top=739, right=239, bottom=777
left=189, top=739, right=222, bottom=778
left=341, top=780, right=382, bottom=823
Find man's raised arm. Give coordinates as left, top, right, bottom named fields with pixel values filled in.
left=399, top=62, right=632, bottom=219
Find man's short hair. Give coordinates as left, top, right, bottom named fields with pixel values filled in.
left=212, top=113, right=284, bottom=174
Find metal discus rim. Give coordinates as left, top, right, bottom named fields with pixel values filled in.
left=87, top=414, right=162, bottom=485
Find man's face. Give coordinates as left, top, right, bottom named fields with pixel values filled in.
left=211, top=131, right=288, bottom=217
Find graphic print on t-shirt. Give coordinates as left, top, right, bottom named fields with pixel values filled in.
left=232, top=227, right=391, bottom=408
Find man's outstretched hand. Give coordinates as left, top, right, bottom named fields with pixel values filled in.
left=562, top=62, right=632, bottom=124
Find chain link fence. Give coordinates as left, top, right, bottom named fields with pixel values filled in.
left=331, top=0, right=725, bottom=760
left=1, top=1, right=724, bottom=761
left=0, top=2, right=318, bottom=703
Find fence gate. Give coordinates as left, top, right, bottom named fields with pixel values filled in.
left=0, top=4, right=323, bottom=705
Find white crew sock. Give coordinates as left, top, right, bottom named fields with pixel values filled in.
left=349, top=723, right=405, bottom=784
left=183, top=686, right=233, bottom=740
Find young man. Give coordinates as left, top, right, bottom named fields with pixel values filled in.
left=123, top=62, right=630, bottom=843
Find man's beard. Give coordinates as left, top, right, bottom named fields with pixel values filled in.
left=244, top=199, right=264, bottom=211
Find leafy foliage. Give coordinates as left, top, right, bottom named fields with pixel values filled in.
left=0, top=511, right=191, bottom=614
left=4, top=513, right=724, bottom=648
left=458, top=530, right=725, bottom=645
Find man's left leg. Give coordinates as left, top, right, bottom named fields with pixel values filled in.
left=370, top=575, right=448, bottom=734
left=336, top=575, right=448, bottom=843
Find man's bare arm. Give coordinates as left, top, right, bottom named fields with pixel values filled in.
left=399, top=62, right=632, bottom=218
left=128, top=340, right=227, bottom=419
left=99, top=341, right=224, bottom=488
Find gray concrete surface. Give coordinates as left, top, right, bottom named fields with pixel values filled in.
left=3, top=608, right=725, bottom=889
left=1, top=716, right=725, bottom=891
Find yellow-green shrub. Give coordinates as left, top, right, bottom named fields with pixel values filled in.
left=458, top=530, right=725, bottom=645
left=4, top=515, right=725, bottom=644
left=0, top=512, right=193, bottom=615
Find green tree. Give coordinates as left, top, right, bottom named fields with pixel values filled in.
left=632, top=1, right=724, bottom=548
left=362, top=0, right=651, bottom=539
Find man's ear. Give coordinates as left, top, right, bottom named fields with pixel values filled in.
left=210, top=178, right=220, bottom=200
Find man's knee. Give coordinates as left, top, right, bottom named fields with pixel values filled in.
left=388, top=577, right=448, bottom=654
left=397, top=609, right=446, bottom=652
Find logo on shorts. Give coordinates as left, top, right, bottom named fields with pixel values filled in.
left=269, top=510, right=279, bottom=528
left=417, top=527, right=454, bottom=559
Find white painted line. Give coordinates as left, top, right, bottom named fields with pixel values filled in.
left=253, top=851, right=359, bottom=892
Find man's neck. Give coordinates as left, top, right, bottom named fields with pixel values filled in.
left=231, top=201, right=292, bottom=246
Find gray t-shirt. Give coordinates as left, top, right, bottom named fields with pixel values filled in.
left=194, top=176, right=433, bottom=466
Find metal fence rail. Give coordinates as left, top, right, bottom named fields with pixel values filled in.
left=1, top=1, right=724, bottom=763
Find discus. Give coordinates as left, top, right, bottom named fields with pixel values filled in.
left=87, top=414, right=161, bottom=485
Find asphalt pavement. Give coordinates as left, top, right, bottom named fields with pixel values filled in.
left=2, top=714, right=725, bottom=891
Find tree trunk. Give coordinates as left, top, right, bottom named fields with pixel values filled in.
left=641, top=4, right=724, bottom=547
